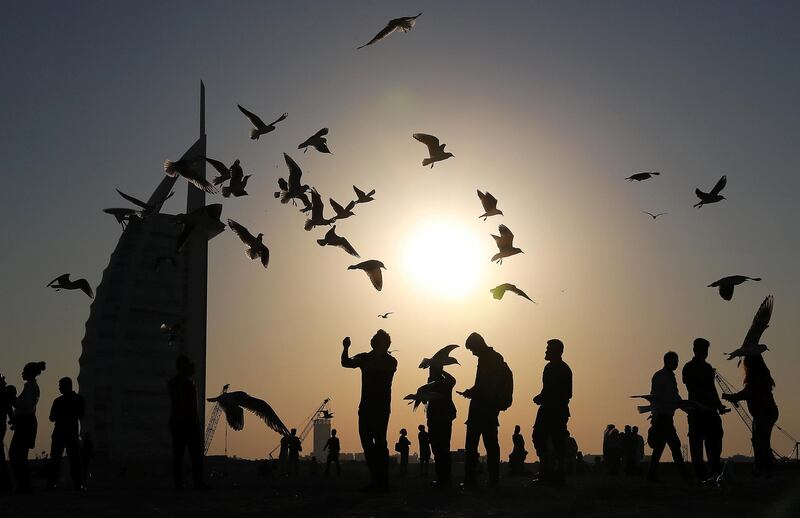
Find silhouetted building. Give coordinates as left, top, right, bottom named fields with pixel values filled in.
left=78, top=84, right=218, bottom=459
left=313, top=417, right=331, bottom=461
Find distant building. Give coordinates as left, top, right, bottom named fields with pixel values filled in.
left=313, top=417, right=331, bottom=460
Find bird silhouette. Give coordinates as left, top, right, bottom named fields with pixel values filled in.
left=237, top=105, right=287, bottom=140
left=348, top=260, right=386, bottom=291
left=490, top=283, right=536, bottom=303
left=176, top=204, right=226, bottom=254
left=694, top=175, right=727, bottom=207
left=298, top=128, right=331, bottom=154
left=626, top=172, right=661, bottom=181
left=642, top=211, right=668, bottom=219
left=357, top=12, right=422, bottom=49
left=206, top=390, right=289, bottom=435
left=304, top=190, right=335, bottom=231
left=319, top=410, right=334, bottom=419
left=353, top=185, right=376, bottom=204
left=726, top=295, right=773, bottom=363
left=116, top=188, right=174, bottom=218
left=476, top=190, right=503, bottom=220
left=630, top=394, right=700, bottom=414
left=205, top=157, right=241, bottom=186
left=413, top=133, right=454, bottom=168
left=708, top=275, right=761, bottom=301
left=274, top=153, right=311, bottom=210
left=228, top=219, right=269, bottom=269
left=330, top=198, right=356, bottom=221
left=317, top=225, right=359, bottom=257
left=103, top=208, right=139, bottom=229
left=47, top=274, right=93, bottom=298
left=378, top=312, right=393, bottom=319
left=491, top=224, right=523, bottom=264
left=164, top=157, right=217, bottom=194
left=153, top=255, right=177, bottom=272
left=404, top=380, right=444, bottom=411
left=221, top=163, right=251, bottom=198
left=419, top=344, right=460, bottom=370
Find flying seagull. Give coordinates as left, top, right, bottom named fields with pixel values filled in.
left=412, top=133, right=454, bottom=168
left=490, top=283, right=536, bottom=303
left=319, top=410, right=334, bottom=419
left=708, top=275, right=761, bottom=301
left=404, top=380, right=444, bottom=411
left=103, top=208, right=139, bottom=229
left=419, top=344, right=459, bottom=370
left=116, top=188, right=174, bottom=218
left=206, top=390, right=289, bottom=435
left=47, top=274, right=93, bottom=298
left=228, top=219, right=269, bottom=269
left=237, top=105, right=287, bottom=140
left=357, top=12, right=422, bottom=50
left=330, top=198, right=356, bottom=221
left=205, top=157, right=240, bottom=186
left=274, top=153, right=311, bottom=210
left=491, top=224, right=523, bottom=264
left=298, top=128, right=331, bottom=154
left=642, top=211, right=668, bottom=219
left=348, top=260, right=386, bottom=291
left=221, top=162, right=251, bottom=198
left=353, top=185, right=376, bottom=204
left=626, top=172, right=661, bottom=182
left=694, top=175, right=727, bottom=208
left=726, top=295, right=773, bottom=363
left=164, top=157, right=217, bottom=194
left=477, top=190, right=503, bottom=220
left=304, top=190, right=335, bottom=231
left=176, top=204, right=225, bottom=254
left=629, top=394, right=702, bottom=415
left=378, top=312, right=393, bottom=319
left=317, top=225, right=360, bottom=257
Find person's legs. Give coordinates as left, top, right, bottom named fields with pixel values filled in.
left=358, top=413, right=376, bottom=483
left=65, top=437, right=83, bottom=489
left=9, top=416, right=35, bottom=492
left=335, top=454, right=341, bottom=475
left=48, top=436, right=66, bottom=487
left=665, top=419, right=686, bottom=478
left=483, top=424, right=500, bottom=486
left=463, top=423, right=481, bottom=485
left=186, top=424, right=204, bottom=487
left=705, top=413, right=723, bottom=478
left=687, top=412, right=707, bottom=480
left=171, top=423, right=187, bottom=489
left=647, top=419, right=667, bottom=481
left=374, top=412, right=390, bottom=488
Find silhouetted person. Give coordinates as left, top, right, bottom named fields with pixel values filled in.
left=632, top=426, right=644, bottom=471
left=324, top=429, right=341, bottom=476
left=341, top=330, right=397, bottom=492
left=606, top=428, right=622, bottom=475
left=47, top=377, right=85, bottom=490
left=622, top=425, right=636, bottom=475
left=565, top=432, right=579, bottom=475
left=531, top=339, right=572, bottom=486
left=602, top=424, right=616, bottom=474
left=459, top=332, right=512, bottom=488
left=81, top=432, right=94, bottom=486
left=426, top=364, right=456, bottom=487
left=722, top=354, right=778, bottom=478
left=0, top=376, right=16, bottom=493
left=418, top=425, right=431, bottom=476
left=647, top=351, right=687, bottom=482
left=288, top=428, right=302, bottom=475
left=509, top=425, right=528, bottom=476
left=279, top=433, right=291, bottom=475
left=9, top=361, right=45, bottom=493
left=396, top=429, right=410, bottom=476
left=168, top=355, right=204, bottom=490
left=682, top=338, right=728, bottom=481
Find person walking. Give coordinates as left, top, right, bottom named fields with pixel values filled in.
left=417, top=425, right=431, bottom=477
left=324, top=429, right=341, bottom=476
left=647, top=351, right=687, bottom=482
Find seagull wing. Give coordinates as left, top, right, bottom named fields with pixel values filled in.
left=181, top=168, right=218, bottom=194
left=357, top=21, right=399, bottom=49
left=230, top=391, right=290, bottom=436
left=494, top=224, right=514, bottom=249
left=366, top=267, right=384, bottom=291
left=74, top=278, right=93, bottom=298
left=710, top=175, right=727, bottom=196
left=353, top=185, right=366, bottom=199
left=507, top=285, right=534, bottom=303
left=284, top=154, right=303, bottom=189
left=742, top=296, right=773, bottom=346
left=332, top=235, right=360, bottom=258
left=268, top=112, right=288, bottom=127
left=47, top=273, right=71, bottom=287
left=429, top=344, right=459, bottom=365
left=329, top=198, right=345, bottom=215
left=412, top=133, right=441, bottom=156
left=116, top=189, right=151, bottom=210
left=719, top=283, right=734, bottom=301
left=258, top=246, right=270, bottom=269
left=237, top=104, right=266, bottom=130
left=227, top=219, right=256, bottom=247
left=203, top=157, right=230, bottom=177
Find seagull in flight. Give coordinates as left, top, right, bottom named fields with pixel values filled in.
left=378, top=312, right=393, bottom=319
left=115, top=188, right=174, bottom=218
left=164, top=157, right=217, bottom=194
left=176, top=204, right=225, bottom=254
left=206, top=390, right=289, bottom=435
left=477, top=190, right=503, bottom=220
left=221, top=163, right=251, bottom=198
left=726, top=295, right=773, bottom=363
left=298, top=128, right=331, bottom=154
left=317, top=226, right=359, bottom=257
left=404, top=380, right=444, bottom=411
left=47, top=274, right=93, bottom=298
left=274, top=153, right=311, bottom=210
left=490, top=283, right=536, bottom=303
left=228, top=219, right=269, bottom=269
left=642, top=211, right=668, bottom=219
left=413, top=133, right=454, bottom=168
left=491, top=224, right=523, bottom=264
left=708, top=275, right=761, bottom=301
left=330, top=198, right=356, bottom=221
left=694, top=175, right=727, bottom=208
left=319, top=410, right=334, bottom=419
left=348, top=260, right=386, bottom=291
left=205, top=157, right=240, bottom=186
left=353, top=185, right=376, bottom=204
left=304, top=190, right=335, bottom=231
left=419, top=344, right=460, bottom=370
left=626, top=172, right=661, bottom=182
left=357, top=12, right=422, bottom=50
left=237, top=105, right=287, bottom=140
left=103, top=208, right=139, bottom=229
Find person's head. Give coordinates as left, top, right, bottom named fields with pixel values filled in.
left=370, top=329, right=391, bottom=352
left=175, top=355, right=194, bottom=377
left=429, top=363, right=443, bottom=378
left=0, top=374, right=5, bottom=389
left=5, top=384, right=16, bottom=400
left=400, top=428, right=407, bottom=436
left=632, top=426, right=639, bottom=434
left=610, top=429, right=619, bottom=437
left=606, top=424, right=615, bottom=431
left=693, top=338, right=710, bottom=360
left=663, top=351, right=679, bottom=371
left=624, top=425, right=631, bottom=433
left=22, top=361, right=46, bottom=381
left=58, top=377, right=73, bottom=395
left=743, top=354, right=775, bottom=389
left=465, top=332, right=488, bottom=357
left=291, top=428, right=297, bottom=436
left=418, top=424, right=425, bottom=432
left=331, top=429, right=337, bottom=437
left=514, top=425, right=521, bottom=434
left=545, top=339, right=564, bottom=361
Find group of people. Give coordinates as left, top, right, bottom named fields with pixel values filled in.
left=602, top=424, right=645, bottom=475
left=1, top=362, right=93, bottom=494
left=393, top=424, right=432, bottom=477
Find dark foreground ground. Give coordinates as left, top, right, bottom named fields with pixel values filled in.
left=4, top=458, right=800, bottom=517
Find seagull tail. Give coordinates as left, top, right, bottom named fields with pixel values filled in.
left=221, top=186, right=231, bottom=198
left=249, top=128, right=260, bottom=140
left=164, top=160, right=178, bottom=176
left=316, top=238, right=327, bottom=247
left=303, top=219, right=314, bottom=231
left=422, top=158, right=434, bottom=167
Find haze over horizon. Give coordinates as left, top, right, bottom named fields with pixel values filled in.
left=2, top=1, right=799, bottom=461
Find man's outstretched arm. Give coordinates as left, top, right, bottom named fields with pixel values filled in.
left=341, top=337, right=358, bottom=368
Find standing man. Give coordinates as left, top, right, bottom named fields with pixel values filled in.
left=417, top=425, right=431, bottom=477
left=647, top=351, right=687, bottom=482
left=458, top=332, right=512, bottom=488
left=682, top=338, right=728, bottom=482
left=168, top=355, right=205, bottom=490
left=425, top=363, right=457, bottom=487
left=341, top=330, right=397, bottom=492
left=47, top=377, right=85, bottom=490
left=531, top=339, right=572, bottom=486
left=0, top=375, right=16, bottom=493
left=323, top=429, right=341, bottom=476
left=287, top=428, right=302, bottom=475
left=9, top=361, right=46, bottom=493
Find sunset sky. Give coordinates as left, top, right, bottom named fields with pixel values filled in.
left=2, top=1, right=799, bottom=461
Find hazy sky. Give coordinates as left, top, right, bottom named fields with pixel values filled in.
left=2, top=1, right=799, bottom=460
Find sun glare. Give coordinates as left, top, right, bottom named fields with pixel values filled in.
left=403, top=220, right=485, bottom=298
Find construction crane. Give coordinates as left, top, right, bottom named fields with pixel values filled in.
left=268, top=398, right=331, bottom=458
left=204, top=383, right=229, bottom=455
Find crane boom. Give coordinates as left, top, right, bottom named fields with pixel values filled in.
left=203, top=384, right=229, bottom=455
